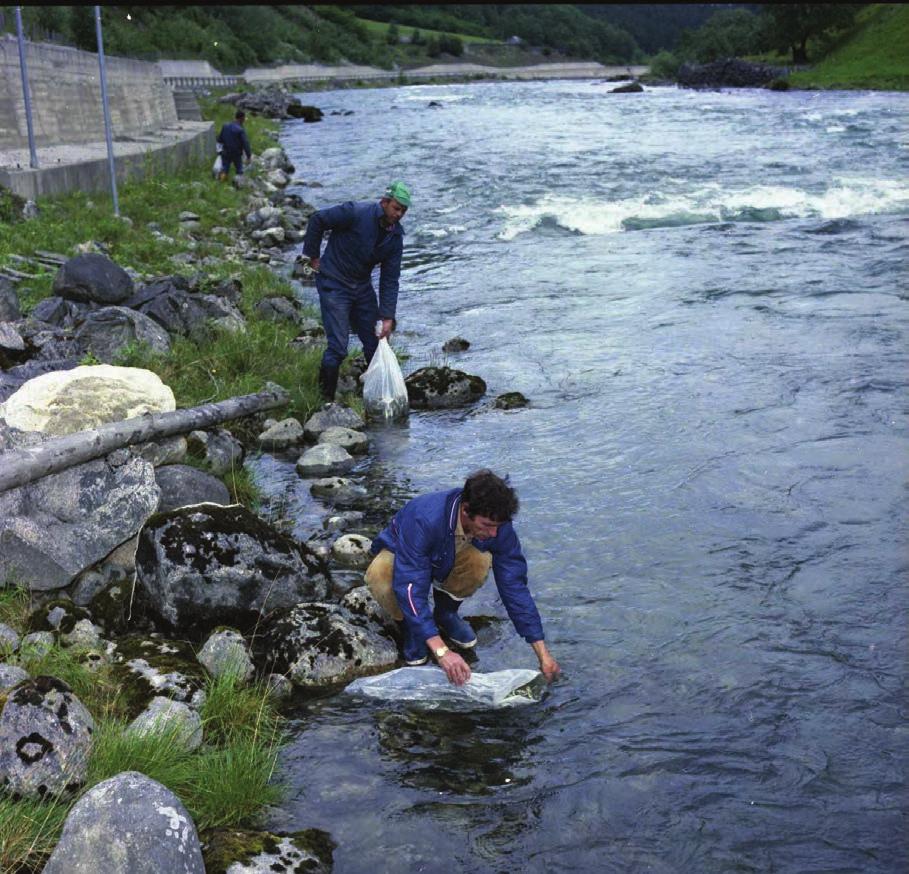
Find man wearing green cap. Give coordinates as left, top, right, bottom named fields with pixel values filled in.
left=301, top=182, right=411, bottom=401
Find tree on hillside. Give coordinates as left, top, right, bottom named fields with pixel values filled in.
left=765, top=4, right=862, bottom=63
left=676, top=8, right=770, bottom=63
left=386, top=22, right=400, bottom=45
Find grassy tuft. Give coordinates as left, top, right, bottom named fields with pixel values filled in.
left=200, top=670, right=281, bottom=746
left=0, top=794, right=70, bottom=874
left=0, top=581, right=32, bottom=635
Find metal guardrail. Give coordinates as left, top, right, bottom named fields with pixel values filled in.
left=164, top=76, right=242, bottom=88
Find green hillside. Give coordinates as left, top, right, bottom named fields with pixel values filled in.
left=789, top=4, right=909, bottom=90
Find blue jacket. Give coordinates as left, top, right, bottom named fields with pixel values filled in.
left=371, top=488, right=545, bottom=645
left=217, top=121, right=251, bottom=159
left=302, top=200, right=404, bottom=320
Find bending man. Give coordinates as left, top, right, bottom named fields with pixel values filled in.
left=301, top=181, right=410, bottom=402
left=365, top=469, right=560, bottom=686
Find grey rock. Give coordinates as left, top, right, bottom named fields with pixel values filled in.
left=0, top=676, right=94, bottom=799
left=323, top=510, right=365, bottom=532
left=60, top=618, right=103, bottom=649
left=75, top=305, right=171, bottom=363
left=22, top=200, right=40, bottom=220
left=135, top=504, right=331, bottom=639
left=0, top=322, right=24, bottom=355
left=264, top=672, right=293, bottom=702
left=155, top=465, right=231, bottom=513
left=19, top=631, right=53, bottom=657
left=131, top=283, right=247, bottom=341
left=0, top=663, right=29, bottom=690
left=126, top=696, right=203, bottom=750
left=179, top=211, right=201, bottom=222
left=42, top=771, right=205, bottom=874
left=0, top=622, right=20, bottom=654
left=341, top=585, right=398, bottom=636
left=197, top=628, right=254, bottom=682
left=309, top=477, right=368, bottom=507
left=28, top=296, right=89, bottom=328
left=406, top=366, right=487, bottom=409
left=258, top=417, right=304, bottom=451
left=52, top=253, right=134, bottom=305
left=442, top=336, right=470, bottom=353
left=113, top=636, right=207, bottom=712
left=330, top=534, right=373, bottom=569
left=254, top=602, right=397, bottom=688
left=302, top=403, right=365, bottom=441
left=296, top=443, right=355, bottom=477
left=186, top=428, right=244, bottom=477
left=0, top=278, right=21, bottom=321
left=255, top=295, right=301, bottom=325
left=0, top=452, right=160, bottom=591
left=495, top=391, right=530, bottom=410
left=134, top=435, right=188, bottom=467
left=610, top=81, right=644, bottom=93
left=318, top=425, right=369, bottom=455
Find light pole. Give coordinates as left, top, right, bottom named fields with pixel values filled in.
left=14, top=6, right=39, bottom=169
left=94, top=5, right=120, bottom=216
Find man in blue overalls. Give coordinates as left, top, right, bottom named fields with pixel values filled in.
left=365, top=469, right=561, bottom=686
left=216, top=110, right=252, bottom=181
left=301, top=182, right=410, bottom=401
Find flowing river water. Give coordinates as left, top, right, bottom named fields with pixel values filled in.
left=257, top=81, right=908, bottom=872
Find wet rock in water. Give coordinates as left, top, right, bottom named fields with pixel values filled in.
left=135, top=503, right=331, bottom=639
left=296, top=443, right=356, bottom=477
left=323, top=510, right=365, bottom=532
left=405, top=366, right=487, bottom=409
left=74, top=305, right=171, bottom=363
left=197, top=628, right=254, bottom=682
left=253, top=602, right=397, bottom=688
left=318, top=425, right=369, bottom=455
left=126, top=696, right=203, bottom=750
left=154, top=464, right=231, bottom=513
left=111, top=635, right=208, bottom=717
left=258, top=417, right=304, bottom=451
left=0, top=676, right=94, bottom=799
left=52, top=253, right=134, bottom=305
left=0, top=364, right=174, bottom=435
left=201, top=827, right=334, bottom=874
left=310, top=477, right=369, bottom=507
left=0, top=663, right=29, bottom=690
left=341, top=585, right=397, bottom=636
left=186, top=428, right=244, bottom=477
left=442, top=336, right=470, bottom=353
left=287, top=104, right=324, bottom=123
left=495, top=391, right=530, bottom=410
left=42, top=771, right=206, bottom=874
left=331, top=533, right=373, bottom=569
left=610, top=81, right=644, bottom=93
left=303, top=403, right=365, bottom=440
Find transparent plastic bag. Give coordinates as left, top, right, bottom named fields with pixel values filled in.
left=344, top=667, right=546, bottom=710
left=211, top=155, right=222, bottom=178
left=363, top=336, right=409, bottom=421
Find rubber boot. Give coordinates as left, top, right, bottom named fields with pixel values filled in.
left=432, top=588, right=477, bottom=648
left=318, top=364, right=339, bottom=403
left=397, top=620, right=428, bottom=666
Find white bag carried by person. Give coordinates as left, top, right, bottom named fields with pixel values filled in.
left=362, top=336, right=409, bottom=421
left=211, top=154, right=222, bottom=179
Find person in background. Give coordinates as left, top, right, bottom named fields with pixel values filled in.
left=300, top=181, right=410, bottom=402
left=217, top=109, right=252, bottom=181
left=365, top=469, right=561, bottom=686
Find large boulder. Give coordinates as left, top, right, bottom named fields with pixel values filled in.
left=0, top=364, right=175, bottom=435
left=42, top=771, right=206, bottom=874
left=52, top=253, right=134, bottom=305
left=253, top=602, right=397, bottom=688
left=405, top=366, right=487, bottom=409
left=0, top=676, right=94, bottom=799
left=0, top=444, right=160, bottom=592
left=135, top=503, right=332, bottom=639
left=155, top=464, right=231, bottom=513
left=74, top=306, right=171, bottom=363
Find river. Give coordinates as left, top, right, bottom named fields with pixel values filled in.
left=261, top=80, right=909, bottom=873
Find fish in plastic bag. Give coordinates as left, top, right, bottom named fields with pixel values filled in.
left=344, top=667, right=546, bottom=710
left=362, top=336, right=409, bottom=422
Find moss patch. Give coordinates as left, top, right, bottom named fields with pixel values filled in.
left=201, top=826, right=335, bottom=874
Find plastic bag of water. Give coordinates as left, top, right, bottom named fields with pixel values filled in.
left=344, top=667, right=546, bottom=710
left=363, top=336, right=409, bottom=422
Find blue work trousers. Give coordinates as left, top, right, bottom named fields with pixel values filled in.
left=317, top=277, right=379, bottom=369
left=220, top=152, right=244, bottom=175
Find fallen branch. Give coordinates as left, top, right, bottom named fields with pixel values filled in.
left=0, top=385, right=290, bottom=494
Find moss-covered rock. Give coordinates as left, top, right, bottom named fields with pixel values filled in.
left=27, top=600, right=92, bottom=636
left=405, top=366, right=486, bottom=409
left=201, top=826, right=334, bottom=874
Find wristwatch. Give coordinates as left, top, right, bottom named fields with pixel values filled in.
left=433, top=645, right=450, bottom=660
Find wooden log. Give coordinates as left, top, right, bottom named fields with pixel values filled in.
left=0, top=385, right=290, bottom=494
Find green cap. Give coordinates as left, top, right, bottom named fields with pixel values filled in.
left=384, top=181, right=411, bottom=208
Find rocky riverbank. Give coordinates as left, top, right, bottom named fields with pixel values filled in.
left=0, top=107, right=526, bottom=869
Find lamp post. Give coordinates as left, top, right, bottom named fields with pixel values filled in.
left=14, top=6, right=39, bottom=169
left=94, top=5, right=120, bottom=216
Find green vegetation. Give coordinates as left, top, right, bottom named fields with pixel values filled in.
left=788, top=4, right=909, bottom=90
left=0, top=588, right=286, bottom=872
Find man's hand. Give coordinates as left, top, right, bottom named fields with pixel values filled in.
left=439, top=650, right=471, bottom=686
left=377, top=318, right=394, bottom=340
left=309, top=256, right=320, bottom=273
left=532, top=640, right=561, bottom=682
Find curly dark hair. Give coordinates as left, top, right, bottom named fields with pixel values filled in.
left=461, top=469, right=519, bottom=522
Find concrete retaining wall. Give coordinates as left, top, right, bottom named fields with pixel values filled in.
left=0, top=34, right=177, bottom=150
left=0, top=122, right=214, bottom=201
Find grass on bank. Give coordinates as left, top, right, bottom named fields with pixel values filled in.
left=0, top=587, right=287, bottom=872
left=788, top=3, right=909, bottom=91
